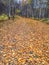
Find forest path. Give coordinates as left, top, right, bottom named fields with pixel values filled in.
left=0, top=16, right=49, bottom=65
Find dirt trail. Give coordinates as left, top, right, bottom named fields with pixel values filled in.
left=0, top=16, right=49, bottom=65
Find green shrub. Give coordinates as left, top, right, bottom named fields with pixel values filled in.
left=16, top=9, right=21, bottom=14
left=0, top=14, right=8, bottom=21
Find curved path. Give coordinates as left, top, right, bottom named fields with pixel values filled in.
left=0, top=16, right=49, bottom=65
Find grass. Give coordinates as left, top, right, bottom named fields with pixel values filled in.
left=32, top=17, right=49, bottom=24
left=40, top=18, right=49, bottom=24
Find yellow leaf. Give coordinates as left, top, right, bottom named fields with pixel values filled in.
left=29, top=57, right=33, bottom=61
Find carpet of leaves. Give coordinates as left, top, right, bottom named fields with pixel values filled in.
left=0, top=16, right=49, bottom=65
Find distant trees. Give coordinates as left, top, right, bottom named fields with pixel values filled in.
left=0, top=0, right=49, bottom=18
left=0, top=1, right=6, bottom=15
left=8, top=0, right=16, bottom=18
left=21, top=0, right=33, bottom=17
left=20, top=0, right=48, bottom=18
left=47, top=0, right=49, bottom=17
left=0, top=0, right=16, bottom=19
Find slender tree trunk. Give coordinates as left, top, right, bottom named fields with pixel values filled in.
left=39, top=8, right=41, bottom=18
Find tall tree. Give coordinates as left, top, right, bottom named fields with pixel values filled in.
left=47, top=0, right=49, bottom=17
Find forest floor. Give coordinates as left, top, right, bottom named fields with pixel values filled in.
left=0, top=16, right=49, bottom=65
